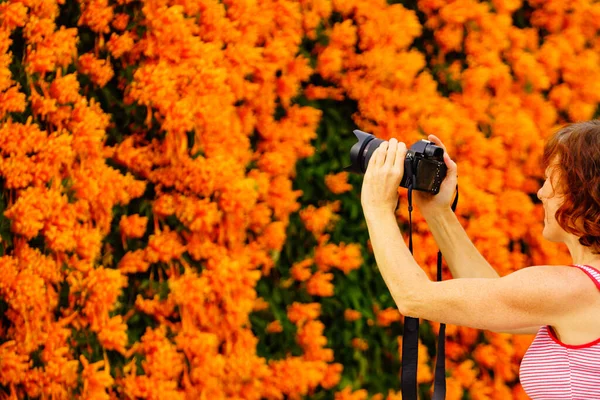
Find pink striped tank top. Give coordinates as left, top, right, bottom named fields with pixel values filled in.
left=519, top=264, right=600, bottom=399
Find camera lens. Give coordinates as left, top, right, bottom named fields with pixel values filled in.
left=361, top=140, right=375, bottom=171
left=346, top=130, right=384, bottom=174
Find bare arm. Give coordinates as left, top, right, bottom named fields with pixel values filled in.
left=494, top=327, right=540, bottom=334
left=364, top=210, right=595, bottom=334
left=410, top=266, right=596, bottom=333
left=426, top=208, right=500, bottom=279
left=426, top=209, right=539, bottom=334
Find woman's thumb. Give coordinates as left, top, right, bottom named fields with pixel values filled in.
left=444, top=152, right=458, bottom=178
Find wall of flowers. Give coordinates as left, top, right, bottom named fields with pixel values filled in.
left=0, top=0, right=597, bottom=398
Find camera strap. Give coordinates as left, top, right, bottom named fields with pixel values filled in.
left=401, top=175, right=459, bottom=400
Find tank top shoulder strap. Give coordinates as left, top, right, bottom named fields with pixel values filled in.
left=569, top=264, right=600, bottom=290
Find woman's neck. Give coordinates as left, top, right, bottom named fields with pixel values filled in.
left=566, top=237, right=600, bottom=266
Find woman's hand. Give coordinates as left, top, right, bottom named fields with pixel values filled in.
left=361, top=138, right=408, bottom=217
left=413, top=135, right=458, bottom=217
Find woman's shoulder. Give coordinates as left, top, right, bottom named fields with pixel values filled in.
left=537, top=265, right=600, bottom=343
left=513, top=264, right=597, bottom=281
left=504, top=265, right=600, bottom=311
left=518, top=264, right=600, bottom=283
left=568, top=264, right=600, bottom=289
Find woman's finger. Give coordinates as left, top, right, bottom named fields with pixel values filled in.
left=428, top=134, right=448, bottom=156
left=385, top=138, right=398, bottom=168
left=394, top=142, right=407, bottom=170
left=444, top=152, right=458, bottom=178
left=375, top=141, right=388, bottom=168
left=367, top=147, right=381, bottom=174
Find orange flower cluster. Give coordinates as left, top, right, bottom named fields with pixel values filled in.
left=2, top=0, right=344, bottom=397
left=1, top=0, right=594, bottom=397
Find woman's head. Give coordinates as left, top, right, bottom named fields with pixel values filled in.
left=538, top=120, right=600, bottom=254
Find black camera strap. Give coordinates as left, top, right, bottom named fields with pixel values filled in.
left=401, top=174, right=459, bottom=400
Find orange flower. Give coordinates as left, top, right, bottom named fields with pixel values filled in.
left=351, top=338, right=369, bottom=351
left=22, top=17, right=55, bottom=45
left=512, top=383, right=531, bottom=400
left=287, top=302, right=321, bottom=325
left=277, top=56, right=313, bottom=107
left=248, top=201, right=272, bottom=233
left=512, top=333, right=536, bottom=359
left=343, top=309, right=361, bottom=322
left=25, top=27, right=78, bottom=75
left=266, top=320, right=284, bottom=334
left=290, top=258, right=313, bottom=281
left=329, top=20, right=357, bottom=48
left=321, top=362, right=343, bottom=389
left=78, top=0, right=113, bottom=34
left=139, top=326, right=184, bottom=381
left=297, top=320, right=333, bottom=361
left=417, top=340, right=433, bottom=384
left=117, top=250, right=149, bottom=274
left=0, top=2, right=28, bottom=31
left=135, top=295, right=176, bottom=321
left=49, top=72, right=81, bottom=104
left=106, top=32, right=135, bottom=58
left=259, top=221, right=287, bottom=251
left=304, top=84, right=345, bottom=101
left=306, top=271, right=334, bottom=297
left=375, top=307, right=401, bottom=327
left=119, top=214, right=148, bottom=240
left=0, top=86, right=27, bottom=120
left=0, top=119, right=48, bottom=164
left=111, top=13, right=130, bottom=31
left=314, top=238, right=363, bottom=274
left=145, top=228, right=186, bottom=264
left=299, top=201, right=341, bottom=237
left=78, top=53, right=114, bottom=88
left=469, top=380, right=494, bottom=400
left=78, top=266, right=128, bottom=332
left=0, top=341, right=30, bottom=387
left=317, top=47, right=344, bottom=80
left=252, top=297, right=270, bottom=312
left=263, top=356, right=327, bottom=398
left=473, top=344, right=498, bottom=369
left=445, top=340, right=467, bottom=360
left=97, top=315, right=128, bottom=354
left=335, top=386, right=368, bottom=400
left=79, top=355, right=114, bottom=399
left=445, top=376, right=466, bottom=400
left=324, top=172, right=353, bottom=194
left=386, top=391, right=403, bottom=400
left=452, top=359, right=478, bottom=389
left=336, top=243, right=363, bottom=274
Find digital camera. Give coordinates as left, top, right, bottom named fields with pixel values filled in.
left=345, top=130, right=447, bottom=194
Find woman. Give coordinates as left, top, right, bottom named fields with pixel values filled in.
left=360, top=120, right=600, bottom=398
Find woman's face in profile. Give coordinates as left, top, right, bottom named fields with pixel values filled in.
left=537, top=162, right=565, bottom=241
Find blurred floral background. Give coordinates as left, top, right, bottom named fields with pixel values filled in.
left=0, top=0, right=594, bottom=398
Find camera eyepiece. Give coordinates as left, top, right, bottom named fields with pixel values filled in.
left=425, top=143, right=444, bottom=158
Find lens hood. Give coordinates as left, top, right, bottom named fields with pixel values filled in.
left=345, top=130, right=384, bottom=174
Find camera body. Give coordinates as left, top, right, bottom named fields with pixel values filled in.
left=346, top=130, right=447, bottom=194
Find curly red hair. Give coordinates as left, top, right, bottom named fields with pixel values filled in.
left=543, top=120, right=600, bottom=254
